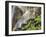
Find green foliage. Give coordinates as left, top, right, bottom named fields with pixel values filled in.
left=21, top=16, right=41, bottom=31
left=35, top=16, right=41, bottom=22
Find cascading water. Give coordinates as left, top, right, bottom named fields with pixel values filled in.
left=13, top=6, right=36, bottom=31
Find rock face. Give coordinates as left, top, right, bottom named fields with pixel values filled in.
left=12, top=6, right=41, bottom=31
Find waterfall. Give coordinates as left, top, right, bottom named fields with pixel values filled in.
left=13, top=6, right=36, bottom=31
